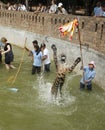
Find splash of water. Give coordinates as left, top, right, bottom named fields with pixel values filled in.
left=35, top=73, right=79, bottom=107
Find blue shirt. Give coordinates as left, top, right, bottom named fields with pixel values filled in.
left=94, top=7, right=101, bottom=16
left=0, top=41, right=5, bottom=49
left=32, top=50, right=42, bottom=67
left=80, top=66, right=96, bottom=85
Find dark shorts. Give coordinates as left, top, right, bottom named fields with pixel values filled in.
left=5, top=52, right=14, bottom=64
left=80, top=82, right=92, bottom=90
left=44, top=63, right=50, bottom=72
left=0, top=53, right=2, bottom=62
left=32, top=65, right=41, bottom=74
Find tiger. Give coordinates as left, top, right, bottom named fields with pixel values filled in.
left=51, top=44, right=81, bottom=97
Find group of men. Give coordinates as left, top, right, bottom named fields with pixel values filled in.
left=25, top=40, right=51, bottom=74
left=0, top=37, right=96, bottom=91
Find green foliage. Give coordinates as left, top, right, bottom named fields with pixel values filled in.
left=0, top=0, right=7, bottom=4
left=0, top=0, right=25, bottom=4
left=0, top=0, right=13, bottom=4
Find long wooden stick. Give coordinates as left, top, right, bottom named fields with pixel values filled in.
left=77, top=23, right=84, bottom=68
left=77, top=21, right=85, bottom=81
left=12, top=38, right=27, bottom=85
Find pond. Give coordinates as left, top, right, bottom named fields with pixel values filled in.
left=0, top=45, right=105, bottom=130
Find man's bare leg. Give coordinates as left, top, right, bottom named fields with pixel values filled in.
left=5, top=64, right=10, bottom=70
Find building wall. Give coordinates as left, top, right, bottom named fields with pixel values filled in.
left=0, top=10, right=105, bottom=54
left=0, top=10, right=105, bottom=89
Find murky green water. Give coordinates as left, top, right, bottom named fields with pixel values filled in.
left=0, top=46, right=105, bottom=130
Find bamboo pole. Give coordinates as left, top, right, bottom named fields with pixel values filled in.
left=11, top=38, right=27, bottom=85
left=77, top=20, right=85, bottom=81
left=77, top=22, right=84, bottom=68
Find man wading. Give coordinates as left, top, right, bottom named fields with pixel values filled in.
left=80, top=61, right=96, bottom=90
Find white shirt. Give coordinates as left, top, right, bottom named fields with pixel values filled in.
left=58, top=8, right=68, bottom=15
left=43, top=48, right=50, bottom=65
left=49, top=4, right=58, bottom=13
left=32, top=50, right=42, bottom=67
left=18, top=4, right=27, bottom=11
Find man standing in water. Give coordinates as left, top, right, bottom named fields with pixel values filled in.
left=1, top=37, right=15, bottom=70
left=40, top=43, right=51, bottom=72
left=25, top=40, right=42, bottom=74
left=80, top=61, right=96, bottom=90
left=31, top=44, right=42, bottom=75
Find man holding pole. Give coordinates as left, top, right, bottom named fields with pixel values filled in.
left=58, top=18, right=96, bottom=91
left=80, top=61, right=96, bottom=90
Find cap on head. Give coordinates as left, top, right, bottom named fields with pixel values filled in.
left=58, top=3, right=63, bottom=7
left=0, top=37, right=7, bottom=43
left=88, top=61, right=96, bottom=68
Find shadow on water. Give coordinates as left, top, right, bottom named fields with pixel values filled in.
left=0, top=45, right=105, bottom=130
